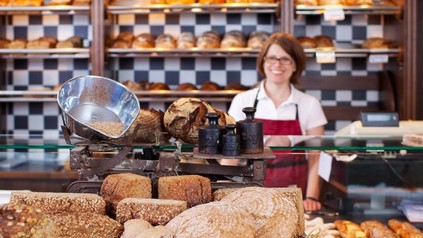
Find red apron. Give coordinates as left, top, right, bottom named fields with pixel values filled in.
left=255, top=105, right=308, bottom=197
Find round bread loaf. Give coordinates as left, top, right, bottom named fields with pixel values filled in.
left=176, top=83, right=197, bottom=91
left=129, top=108, right=170, bottom=143
left=247, top=31, right=270, bottom=49
left=163, top=98, right=235, bottom=144
left=177, top=32, right=196, bottom=49
left=362, top=37, right=388, bottom=49
left=224, top=83, right=246, bottom=91
left=149, top=82, right=170, bottom=90
left=197, top=31, right=221, bottom=49
left=155, top=34, right=176, bottom=49
left=200, top=81, right=221, bottom=91
left=166, top=202, right=256, bottom=238
left=314, top=35, right=334, bottom=48
left=221, top=30, right=246, bottom=49
left=122, top=80, right=142, bottom=92
left=318, top=0, right=341, bottom=5
left=132, top=33, right=155, bottom=49
left=295, top=0, right=318, bottom=5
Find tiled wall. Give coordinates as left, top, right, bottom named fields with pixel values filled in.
left=2, top=12, right=390, bottom=138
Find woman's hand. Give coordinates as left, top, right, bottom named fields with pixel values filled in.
left=303, top=197, right=322, bottom=211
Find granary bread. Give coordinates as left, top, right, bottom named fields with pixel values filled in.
left=166, top=202, right=256, bottom=238
left=116, top=198, right=188, bottom=225
left=220, top=187, right=304, bottom=238
left=129, top=108, right=169, bottom=143
left=9, top=191, right=106, bottom=215
left=101, top=173, right=152, bottom=216
left=158, top=175, right=212, bottom=207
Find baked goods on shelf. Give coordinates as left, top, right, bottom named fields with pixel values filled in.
left=224, top=83, right=246, bottom=91
left=130, top=108, right=170, bottom=143
left=73, top=0, right=91, bottom=5
left=123, top=80, right=142, bottom=92
left=7, top=39, right=27, bottom=49
left=56, top=36, right=83, bottom=48
left=361, top=220, right=399, bottom=238
left=149, top=82, right=171, bottom=90
left=221, top=30, right=246, bottom=49
left=121, top=219, right=153, bottom=238
left=198, top=0, right=224, bottom=4
left=197, top=31, right=221, bottom=49
left=166, top=0, right=195, bottom=4
left=7, top=0, right=43, bottom=6
left=0, top=38, right=10, bottom=48
left=132, top=33, right=155, bottom=49
left=176, top=82, right=198, bottom=91
left=200, top=81, right=221, bottom=91
left=9, top=191, right=107, bottom=215
left=155, top=34, right=177, bottom=49
left=158, top=175, right=212, bottom=207
left=101, top=173, right=152, bottom=216
left=314, top=35, right=334, bottom=48
left=111, top=32, right=135, bottom=48
left=342, top=0, right=373, bottom=5
left=318, top=0, right=341, bottom=5
left=116, top=198, right=188, bottom=225
left=295, top=0, right=318, bottom=6
left=362, top=37, right=389, bottom=49
left=27, top=36, right=57, bottom=49
left=334, top=220, right=366, bottom=238
left=297, top=36, right=317, bottom=49
left=388, top=219, right=423, bottom=237
left=177, top=32, right=196, bottom=49
left=247, top=31, right=270, bottom=49
left=48, top=0, right=72, bottom=5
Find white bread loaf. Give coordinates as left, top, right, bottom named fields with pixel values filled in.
left=135, top=225, right=173, bottom=238
left=9, top=191, right=106, bottom=215
left=121, top=219, right=153, bottom=238
left=101, top=173, right=152, bottom=216
left=158, top=175, right=212, bottom=207
left=166, top=202, right=256, bottom=238
left=116, top=198, right=187, bottom=225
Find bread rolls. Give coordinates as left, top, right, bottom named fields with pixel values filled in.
left=314, top=35, right=334, bottom=48
left=155, top=34, right=177, bottom=49
left=247, top=31, right=270, bottom=49
left=176, top=82, right=197, bottom=91
left=149, top=82, right=170, bottom=90
left=7, top=39, right=26, bottom=49
left=177, top=32, right=196, bottom=49
left=295, top=0, right=318, bottom=5
left=197, top=31, right=221, bottom=49
left=362, top=37, right=389, bottom=49
left=297, top=36, right=317, bottom=49
left=132, top=33, right=155, bottom=49
left=200, top=81, right=221, bottom=91
left=221, top=30, right=246, bottom=49
left=388, top=219, right=423, bottom=238
left=56, top=36, right=83, bottom=48
left=48, top=0, right=72, bottom=5
left=361, top=220, right=399, bottom=238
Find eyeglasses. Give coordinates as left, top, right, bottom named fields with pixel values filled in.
left=264, top=56, right=293, bottom=65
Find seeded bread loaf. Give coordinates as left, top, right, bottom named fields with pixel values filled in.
left=9, top=191, right=106, bottom=215
left=116, top=198, right=187, bottom=225
left=158, top=175, right=212, bottom=207
left=101, top=173, right=152, bottom=216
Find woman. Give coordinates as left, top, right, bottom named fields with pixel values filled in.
left=228, top=32, right=327, bottom=211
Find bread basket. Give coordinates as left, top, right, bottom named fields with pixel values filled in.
left=57, top=75, right=140, bottom=141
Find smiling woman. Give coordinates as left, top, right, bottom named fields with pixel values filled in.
left=228, top=32, right=327, bottom=212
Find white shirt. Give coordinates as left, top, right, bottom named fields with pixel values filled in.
left=228, top=81, right=327, bottom=135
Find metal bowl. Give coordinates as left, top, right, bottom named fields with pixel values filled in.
left=57, top=75, right=140, bottom=141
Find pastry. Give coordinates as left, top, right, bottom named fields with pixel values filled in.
left=7, top=39, right=27, bottom=49
left=48, top=0, right=72, bottom=5
left=362, top=37, right=389, bottom=49
left=297, top=36, right=317, bottom=49
left=314, top=35, right=334, bottom=48
left=361, top=220, right=399, bottom=238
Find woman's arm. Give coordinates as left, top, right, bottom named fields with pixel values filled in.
left=303, top=125, right=324, bottom=211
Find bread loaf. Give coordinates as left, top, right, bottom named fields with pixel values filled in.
left=56, top=36, right=82, bottom=48
left=10, top=191, right=106, bottom=215
left=213, top=188, right=239, bottom=201
left=149, top=82, right=171, bottom=90
left=220, top=187, right=304, bottom=238
left=361, top=220, right=399, bottom=238
left=116, top=198, right=188, bottom=225
left=129, top=108, right=169, bottom=143
left=121, top=219, right=153, bottom=238
left=221, top=30, right=246, bottom=49
left=48, top=0, right=72, bottom=5
left=334, top=220, right=366, bottom=238
left=166, top=202, right=256, bottom=238
left=137, top=225, right=173, bottom=238
left=176, top=83, right=197, bottom=91
left=295, top=0, right=318, bottom=5
left=200, top=81, right=221, bottom=91
left=0, top=203, right=60, bottom=237
left=177, top=32, right=196, bottom=49
left=247, top=31, right=270, bottom=49
left=73, top=0, right=91, bottom=5
left=388, top=219, right=423, bottom=238
left=197, top=31, right=221, bottom=49
left=0, top=38, right=10, bottom=48
left=44, top=212, right=123, bottom=238
left=132, top=33, right=155, bottom=49
left=112, top=32, right=135, bottom=48
left=7, top=39, right=26, bottom=49
left=297, top=36, right=317, bottom=49
left=101, top=173, right=152, bottom=216
left=158, top=175, right=212, bottom=207
left=362, top=37, right=389, bottom=49
left=155, top=34, right=176, bottom=49
left=318, top=0, right=341, bottom=5
left=314, top=35, right=334, bottom=48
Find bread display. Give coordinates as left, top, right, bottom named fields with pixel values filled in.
left=342, top=0, right=373, bottom=5
left=247, top=31, right=270, bottom=49
left=177, top=32, right=196, bottom=49
left=221, top=30, right=246, bottom=49
left=56, top=36, right=83, bottom=48
left=197, top=31, right=221, bottom=49
left=318, top=0, right=341, bottom=5
left=198, top=0, right=224, bottom=4
left=297, top=36, right=317, bottom=49
left=362, top=37, right=389, bottom=49
left=0, top=203, right=60, bottom=237
left=155, top=34, right=177, bottom=49
left=158, top=175, right=212, bottom=207
left=48, top=0, right=72, bottom=5
left=176, top=82, right=197, bottom=91
left=112, top=32, right=135, bottom=48
left=123, top=80, right=142, bottom=92
left=334, top=220, right=367, bottom=238
left=314, top=35, right=334, bottom=48
left=7, top=0, right=43, bottom=6
left=101, top=173, right=152, bottom=215
left=73, top=0, right=91, bottom=5
left=0, top=38, right=10, bottom=48
left=200, top=81, right=221, bottom=91
left=166, top=202, right=256, bottom=238
left=149, top=82, right=171, bottom=90
left=7, top=39, right=26, bottom=49
left=388, top=219, right=423, bottom=238
left=132, top=33, right=155, bottom=49
left=224, top=83, right=246, bottom=91
left=361, top=220, right=400, bottom=238
left=116, top=198, right=188, bottom=225
left=9, top=191, right=106, bottom=215
left=166, top=0, right=195, bottom=4
left=295, top=0, right=318, bottom=5
left=213, top=188, right=240, bottom=201
left=129, top=108, right=170, bottom=143
left=220, top=187, right=304, bottom=238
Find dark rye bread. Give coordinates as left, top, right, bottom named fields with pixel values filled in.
left=158, top=175, right=212, bottom=207
left=9, top=191, right=106, bottom=215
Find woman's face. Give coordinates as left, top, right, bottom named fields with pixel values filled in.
left=263, top=44, right=296, bottom=84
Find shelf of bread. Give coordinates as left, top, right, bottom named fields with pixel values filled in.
left=0, top=48, right=89, bottom=58
left=107, top=3, right=279, bottom=14
left=108, top=48, right=260, bottom=58
left=303, top=46, right=400, bottom=58
left=0, top=5, right=90, bottom=15
left=295, top=4, right=401, bottom=15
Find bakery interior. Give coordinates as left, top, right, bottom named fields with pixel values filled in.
left=1, top=0, right=423, bottom=237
